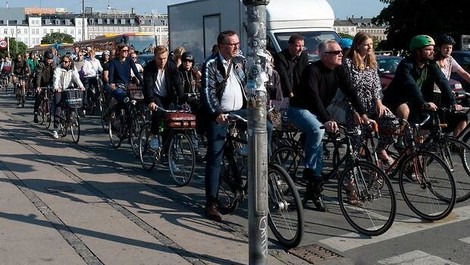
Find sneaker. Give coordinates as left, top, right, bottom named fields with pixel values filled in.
left=52, top=130, right=59, bottom=139
left=150, top=137, right=159, bottom=150
left=33, top=113, right=38, bottom=123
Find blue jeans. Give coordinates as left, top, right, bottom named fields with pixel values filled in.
left=112, top=87, right=127, bottom=103
left=288, top=107, right=324, bottom=177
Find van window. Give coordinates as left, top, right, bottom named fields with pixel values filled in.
left=274, top=31, right=341, bottom=62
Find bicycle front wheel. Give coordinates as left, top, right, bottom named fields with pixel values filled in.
left=399, top=151, right=456, bottom=221
left=69, top=114, right=80, bottom=143
left=168, top=132, right=195, bottom=186
left=217, top=151, right=242, bottom=215
left=436, top=137, right=470, bottom=202
left=130, top=114, right=145, bottom=157
left=270, top=146, right=303, bottom=183
left=139, top=123, right=156, bottom=171
left=109, top=110, right=123, bottom=148
left=338, top=160, right=396, bottom=236
left=268, top=164, right=304, bottom=248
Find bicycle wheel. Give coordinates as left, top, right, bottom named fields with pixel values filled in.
left=435, top=137, right=470, bottom=202
left=139, top=123, right=156, bottom=171
left=37, top=98, right=46, bottom=125
left=217, top=150, right=242, bottom=215
left=109, top=109, right=123, bottom=148
left=338, top=160, right=396, bottom=236
left=399, top=151, right=456, bottom=221
left=270, top=146, right=303, bottom=183
left=130, top=114, right=145, bottom=157
left=101, top=105, right=111, bottom=133
left=267, top=164, right=304, bottom=248
left=69, top=113, right=80, bottom=143
left=168, top=132, right=195, bottom=186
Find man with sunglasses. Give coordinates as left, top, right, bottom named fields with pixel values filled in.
left=288, top=39, right=369, bottom=212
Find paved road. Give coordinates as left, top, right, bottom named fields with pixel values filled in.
left=1, top=88, right=469, bottom=264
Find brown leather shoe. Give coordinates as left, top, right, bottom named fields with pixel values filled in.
left=205, top=202, right=223, bottom=222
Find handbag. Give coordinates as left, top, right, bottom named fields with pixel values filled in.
left=326, top=88, right=350, bottom=124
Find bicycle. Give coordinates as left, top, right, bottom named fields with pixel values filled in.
left=216, top=113, right=304, bottom=248
left=14, top=74, right=27, bottom=108
left=138, top=107, right=196, bottom=186
left=107, top=84, right=147, bottom=156
left=55, top=89, right=82, bottom=143
left=362, top=115, right=456, bottom=221
left=418, top=108, right=470, bottom=203
left=37, top=87, right=52, bottom=128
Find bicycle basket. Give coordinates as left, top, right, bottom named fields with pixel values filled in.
left=164, top=112, right=197, bottom=129
left=129, top=84, right=144, bottom=100
left=64, top=89, right=83, bottom=108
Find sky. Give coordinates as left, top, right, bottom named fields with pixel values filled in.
left=11, top=0, right=387, bottom=19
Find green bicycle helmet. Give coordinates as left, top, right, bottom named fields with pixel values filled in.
left=409, top=35, right=435, bottom=50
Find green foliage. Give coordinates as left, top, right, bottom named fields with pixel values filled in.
left=0, top=38, right=27, bottom=58
left=41, top=32, right=74, bottom=45
left=374, top=0, right=469, bottom=51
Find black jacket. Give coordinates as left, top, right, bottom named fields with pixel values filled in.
left=274, top=49, right=308, bottom=97
left=34, top=61, right=56, bottom=88
left=143, top=60, right=183, bottom=105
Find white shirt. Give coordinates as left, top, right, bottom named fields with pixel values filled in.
left=219, top=55, right=243, bottom=112
left=154, top=69, right=167, bottom=97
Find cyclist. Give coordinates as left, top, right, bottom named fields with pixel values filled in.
left=83, top=49, right=103, bottom=114
left=434, top=34, right=470, bottom=136
left=200, top=30, right=246, bottom=222
left=12, top=53, right=30, bottom=107
left=178, top=51, right=204, bottom=160
left=108, top=43, right=142, bottom=104
left=1, top=55, right=12, bottom=90
left=51, top=54, right=85, bottom=139
left=100, top=50, right=111, bottom=93
left=33, top=51, right=56, bottom=123
left=289, top=39, right=369, bottom=212
left=382, top=35, right=462, bottom=135
left=143, top=45, right=184, bottom=150
left=27, top=52, right=39, bottom=95
left=130, top=51, right=144, bottom=84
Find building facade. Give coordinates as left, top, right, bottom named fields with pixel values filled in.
left=334, top=16, right=387, bottom=41
left=0, top=7, right=168, bottom=48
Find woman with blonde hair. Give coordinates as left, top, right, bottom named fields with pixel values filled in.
left=342, top=31, right=399, bottom=165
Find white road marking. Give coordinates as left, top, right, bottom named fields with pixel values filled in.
left=377, top=250, right=460, bottom=265
left=320, top=205, right=470, bottom=252
left=459, top=237, right=470, bottom=244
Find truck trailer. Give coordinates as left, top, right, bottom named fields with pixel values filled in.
left=168, top=0, right=340, bottom=64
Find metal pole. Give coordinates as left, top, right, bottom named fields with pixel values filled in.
left=242, top=0, right=270, bottom=264
left=82, top=0, right=85, bottom=41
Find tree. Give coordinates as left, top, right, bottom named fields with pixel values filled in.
left=373, top=0, right=470, bottom=51
left=41, top=32, right=74, bottom=44
left=0, top=38, right=27, bottom=58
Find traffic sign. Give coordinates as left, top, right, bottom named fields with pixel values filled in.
left=0, top=39, right=7, bottom=49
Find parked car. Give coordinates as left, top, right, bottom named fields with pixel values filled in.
left=450, top=50, right=470, bottom=92
left=136, top=53, right=154, bottom=68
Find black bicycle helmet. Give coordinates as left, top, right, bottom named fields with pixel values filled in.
left=182, top=51, right=194, bottom=62
left=435, top=34, right=456, bottom=47
left=44, top=50, right=54, bottom=59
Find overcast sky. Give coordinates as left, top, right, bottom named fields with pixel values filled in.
left=13, top=0, right=387, bottom=19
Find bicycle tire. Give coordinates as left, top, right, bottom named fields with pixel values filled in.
left=109, top=110, right=123, bottom=148
left=139, top=123, right=157, bottom=171
left=37, top=98, right=46, bottom=125
left=267, top=164, right=304, bottom=248
left=399, top=151, right=456, bottom=221
left=130, top=114, right=145, bottom=157
left=217, top=150, right=242, bottom=215
left=70, top=114, right=80, bottom=143
left=168, top=132, right=195, bottom=186
left=337, top=160, right=396, bottom=236
left=270, top=146, right=303, bottom=183
left=431, top=137, right=470, bottom=203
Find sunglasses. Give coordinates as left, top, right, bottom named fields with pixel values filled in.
left=324, top=50, right=342, bottom=55
left=62, top=60, right=71, bottom=63
left=121, top=49, right=129, bottom=52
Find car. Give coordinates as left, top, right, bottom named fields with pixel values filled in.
left=377, top=55, right=402, bottom=90
left=136, top=53, right=154, bottom=67
left=450, top=50, right=470, bottom=92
